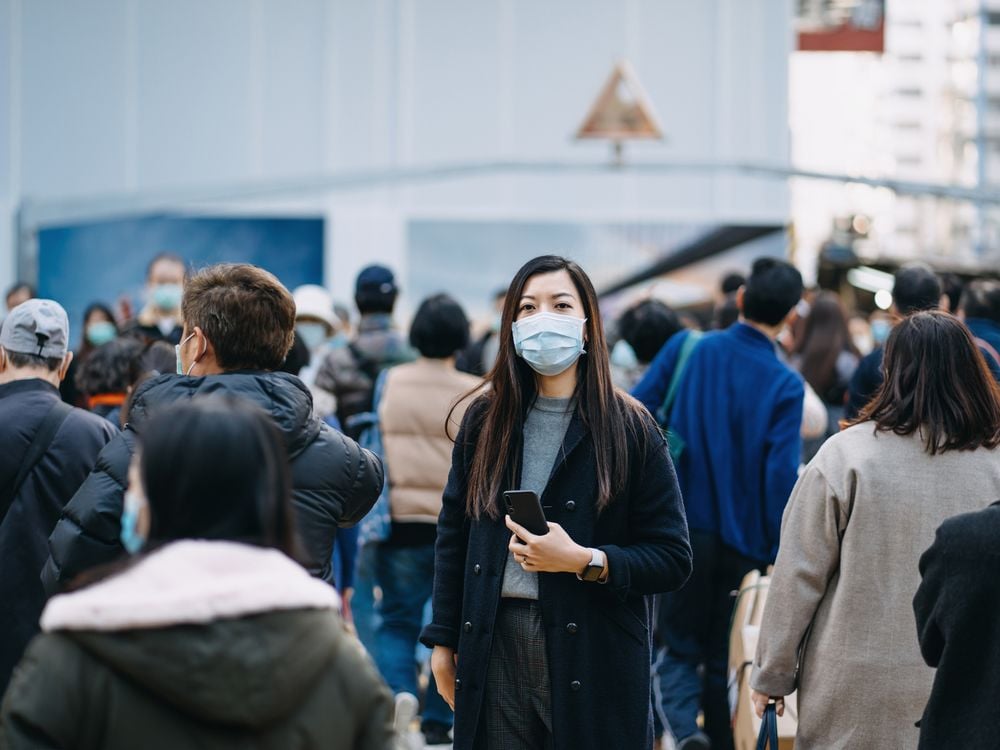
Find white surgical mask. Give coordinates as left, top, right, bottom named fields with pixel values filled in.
left=175, top=332, right=199, bottom=376
left=512, top=312, right=586, bottom=376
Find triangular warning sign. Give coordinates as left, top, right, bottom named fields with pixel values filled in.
left=576, top=60, right=663, bottom=141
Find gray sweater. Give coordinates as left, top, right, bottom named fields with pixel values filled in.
left=500, top=396, right=575, bottom=599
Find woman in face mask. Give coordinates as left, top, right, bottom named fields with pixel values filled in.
left=422, top=255, right=692, bottom=750
left=1, top=397, right=394, bottom=749
left=60, top=302, right=120, bottom=407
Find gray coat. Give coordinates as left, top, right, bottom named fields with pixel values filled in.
left=751, top=425, right=1000, bottom=749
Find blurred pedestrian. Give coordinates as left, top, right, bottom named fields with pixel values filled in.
left=375, top=293, right=480, bottom=747
left=633, top=257, right=805, bottom=750
left=792, top=291, right=859, bottom=460
left=314, top=265, right=415, bottom=659
left=914, top=501, right=1000, bottom=749
left=292, top=284, right=341, bottom=426
left=42, top=263, right=383, bottom=594
left=845, top=264, right=940, bottom=418
left=456, top=287, right=507, bottom=376
left=611, top=299, right=683, bottom=391
left=122, top=252, right=186, bottom=345
left=1, top=398, right=394, bottom=750
left=315, top=265, right=416, bottom=439
left=0, top=300, right=116, bottom=693
left=423, top=255, right=692, bottom=750
left=751, top=311, right=1000, bottom=749
left=74, top=337, right=146, bottom=425
left=60, top=302, right=118, bottom=407
left=4, top=283, right=33, bottom=314
left=958, top=278, right=1000, bottom=380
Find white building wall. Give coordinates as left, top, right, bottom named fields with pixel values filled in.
left=0, top=0, right=793, bottom=299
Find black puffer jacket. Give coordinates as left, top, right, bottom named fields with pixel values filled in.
left=41, top=372, right=383, bottom=594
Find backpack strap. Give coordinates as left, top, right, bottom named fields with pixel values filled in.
left=1, top=400, right=73, bottom=525
left=656, top=330, right=703, bottom=426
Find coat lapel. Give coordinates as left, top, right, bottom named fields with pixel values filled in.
left=545, top=411, right=589, bottom=487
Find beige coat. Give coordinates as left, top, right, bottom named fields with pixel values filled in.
left=379, top=358, right=480, bottom=523
left=751, top=424, right=1000, bottom=749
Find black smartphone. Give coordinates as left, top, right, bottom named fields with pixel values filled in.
left=503, top=490, right=549, bottom=537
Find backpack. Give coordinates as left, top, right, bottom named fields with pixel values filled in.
left=349, top=369, right=392, bottom=546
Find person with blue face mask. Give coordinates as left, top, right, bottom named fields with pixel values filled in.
left=423, top=255, right=692, bottom=750
left=121, top=253, right=187, bottom=346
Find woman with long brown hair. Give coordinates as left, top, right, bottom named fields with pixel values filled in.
left=792, top=291, right=860, bottom=459
left=749, top=311, right=1000, bottom=749
left=420, top=256, right=692, bottom=750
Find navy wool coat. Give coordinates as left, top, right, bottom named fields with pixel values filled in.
left=420, top=396, right=693, bottom=750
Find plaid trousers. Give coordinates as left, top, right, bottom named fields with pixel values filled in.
left=478, top=599, right=554, bottom=750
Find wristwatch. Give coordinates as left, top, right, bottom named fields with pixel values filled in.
left=577, top=548, right=607, bottom=582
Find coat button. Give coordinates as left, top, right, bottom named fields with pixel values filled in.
left=565, top=500, right=576, bottom=511
left=570, top=680, right=581, bottom=691
left=463, top=621, right=473, bottom=633
left=474, top=564, right=482, bottom=575
left=566, top=622, right=578, bottom=634
left=455, top=678, right=462, bottom=691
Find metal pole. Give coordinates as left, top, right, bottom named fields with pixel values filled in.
left=977, top=0, right=989, bottom=255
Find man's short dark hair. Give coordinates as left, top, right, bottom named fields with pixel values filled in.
left=409, top=294, right=470, bottom=359
left=618, top=299, right=683, bottom=363
left=720, top=272, right=746, bottom=295
left=4, top=349, right=63, bottom=372
left=147, top=252, right=187, bottom=281
left=741, top=258, right=803, bottom=327
left=4, top=282, right=34, bottom=306
left=182, top=264, right=296, bottom=371
left=960, top=279, right=1000, bottom=322
left=893, top=264, right=941, bottom=316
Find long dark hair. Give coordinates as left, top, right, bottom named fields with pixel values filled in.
left=139, top=397, right=298, bottom=554
left=848, top=311, right=1000, bottom=454
left=460, top=255, right=645, bottom=519
left=794, top=292, right=858, bottom=398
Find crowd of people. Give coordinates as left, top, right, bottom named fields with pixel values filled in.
left=1, top=250, right=1000, bottom=750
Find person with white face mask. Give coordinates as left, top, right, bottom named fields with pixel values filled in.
left=122, top=253, right=187, bottom=346
left=422, top=255, right=692, bottom=750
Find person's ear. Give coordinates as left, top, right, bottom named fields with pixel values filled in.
left=0, top=347, right=7, bottom=373
left=193, top=326, right=218, bottom=370
left=736, top=286, right=746, bottom=313
left=57, top=351, right=74, bottom=382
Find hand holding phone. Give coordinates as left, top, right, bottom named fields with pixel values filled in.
left=503, top=490, right=548, bottom=537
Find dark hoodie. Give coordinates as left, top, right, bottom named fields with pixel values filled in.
left=41, top=372, right=383, bottom=595
left=2, top=541, right=393, bottom=749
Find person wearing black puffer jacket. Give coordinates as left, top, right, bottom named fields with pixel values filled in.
left=41, top=264, right=384, bottom=595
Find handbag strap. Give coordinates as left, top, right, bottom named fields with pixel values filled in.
left=656, top=330, right=703, bottom=426
left=755, top=702, right=780, bottom=750
left=1, top=399, right=73, bottom=525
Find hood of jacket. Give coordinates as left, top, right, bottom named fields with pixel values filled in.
left=40, top=540, right=343, bottom=729
left=128, top=371, right=320, bottom=459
